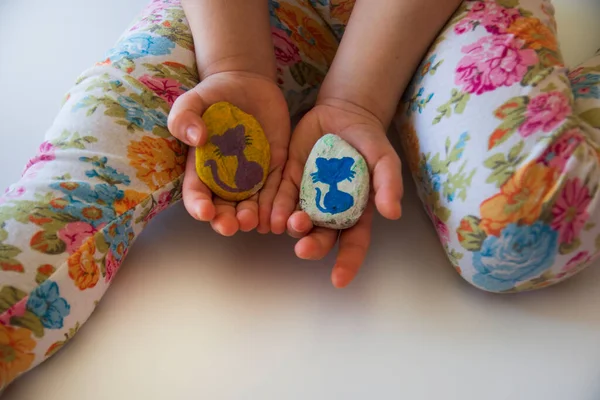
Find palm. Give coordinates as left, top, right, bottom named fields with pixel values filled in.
left=169, top=71, right=290, bottom=235
left=272, top=101, right=403, bottom=288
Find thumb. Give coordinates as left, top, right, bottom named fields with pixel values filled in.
left=168, top=89, right=209, bottom=147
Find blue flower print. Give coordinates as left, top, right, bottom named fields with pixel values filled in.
left=269, top=1, right=289, bottom=32
left=27, top=281, right=71, bottom=329
left=420, top=162, right=441, bottom=195
left=104, top=210, right=135, bottom=261
left=118, top=95, right=168, bottom=131
left=416, top=54, right=438, bottom=85
left=105, top=33, right=175, bottom=63
left=80, top=156, right=131, bottom=185
left=571, top=73, right=600, bottom=100
left=454, top=132, right=468, bottom=160
left=49, top=182, right=121, bottom=227
left=472, top=222, right=559, bottom=292
left=407, top=88, right=434, bottom=115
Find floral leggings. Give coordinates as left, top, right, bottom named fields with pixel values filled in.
left=0, top=0, right=599, bottom=389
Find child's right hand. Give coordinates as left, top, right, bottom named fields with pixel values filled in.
left=168, top=71, right=290, bottom=236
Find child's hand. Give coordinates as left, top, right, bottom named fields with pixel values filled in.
left=168, top=71, right=290, bottom=235
left=271, top=99, right=403, bottom=288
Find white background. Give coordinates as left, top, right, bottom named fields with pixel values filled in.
left=1, top=0, right=600, bottom=399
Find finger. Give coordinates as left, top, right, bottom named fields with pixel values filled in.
left=295, top=227, right=338, bottom=261
left=236, top=195, right=259, bottom=233
left=182, top=147, right=216, bottom=222
left=257, top=165, right=283, bottom=234
left=337, top=129, right=403, bottom=221
left=287, top=211, right=313, bottom=239
left=168, top=89, right=209, bottom=147
left=331, top=203, right=374, bottom=289
left=372, top=152, right=403, bottom=220
left=211, top=197, right=239, bottom=236
left=271, top=115, right=321, bottom=234
left=271, top=159, right=305, bottom=234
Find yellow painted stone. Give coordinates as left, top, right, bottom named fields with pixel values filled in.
left=196, top=102, right=270, bottom=202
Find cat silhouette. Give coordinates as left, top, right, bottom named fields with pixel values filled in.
left=311, top=156, right=356, bottom=215
left=204, top=124, right=264, bottom=193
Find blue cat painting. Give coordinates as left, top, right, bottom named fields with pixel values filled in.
left=311, top=157, right=356, bottom=215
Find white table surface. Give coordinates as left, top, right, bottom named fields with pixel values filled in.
left=2, top=1, right=600, bottom=399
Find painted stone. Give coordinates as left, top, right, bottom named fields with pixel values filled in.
left=299, top=134, right=369, bottom=230
left=196, top=102, right=270, bottom=202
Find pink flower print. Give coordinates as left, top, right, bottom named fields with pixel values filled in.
left=426, top=206, right=450, bottom=245
left=455, top=34, right=537, bottom=95
left=144, top=190, right=173, bottom=223
left=57, top=222, right=99, bottom=255
left=138, top=75, right=185, bottom=106
left=0, top=297, right=28, bottom=326
left=105, top=249, right=126, bottom=283
left=0, top=186, right=26, bottom=205
left=556, top=251, right=591, bottom=280
left=539, top=128, right=584, bottom=172
left=22, top=141, right=56, bottom=178
left=551, top=178, right=591, bottom=244
left=272, top=27, right=301, bottom=66
left=455, top=1, right=519, bottom=35
left=4, top=186, right=25, bottom=198
left=519, top=92, right=571, bottom=138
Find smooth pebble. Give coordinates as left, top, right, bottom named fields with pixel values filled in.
left=299, top=134, right=369, bottom=230
left=196, top=102, right=270, bottom=202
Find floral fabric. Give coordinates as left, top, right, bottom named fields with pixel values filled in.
left=399, top=0, right=600, bottom=293
left=0, top=0, right=598, bottom=389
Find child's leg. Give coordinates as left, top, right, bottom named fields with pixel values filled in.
left=0, top=0, right=346, bottom=388
left=397, top=0, right=600, bottom=292
left=0, top=0, right=198, bottom=388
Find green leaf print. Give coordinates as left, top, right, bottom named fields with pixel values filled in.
left=86, top=74, right=126, bottom=94
left=436, top=206, right=451, bottom=223
left=0, top=244, right=23, bottom=273
left=522, top=63, right=554, bottom=87
left=30, top=231, right=67, bottom=255
left=433, top=89, right=471, bottom=125
left=0, top=286, right=27, bottom=314
left=484, top=141, right=525, bottom=187
left=95, top=234, right=110, bottom=255
left=146, top=10, right=194, bottom=51
left=290, top=61, right=326, bottom=87
left=12, top=311, right=44, bottom=338
left=497, top=0, right=519, bottom=8
left=142, top=62, right=198, bottom=89
left=579, top=109, right=600, bottom=129
left=45, top=322, right=81, bottom=358
left=52, top=130, right=98, bottom=150
left=152, top=125, right=171, bottom=138
left=445, top=162, right=476, bottom=202
left=445, top=246, right=464, bottom=269
left=35, top=265, right=57, bottom=285
left=488, top=97, right=528, bottom=150
left=457, top=216, right=487, bottom=252
left=559, top=238, right=582, bottom=255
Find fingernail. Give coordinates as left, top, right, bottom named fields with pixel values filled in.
left=186, top=125, right=201, bottom=145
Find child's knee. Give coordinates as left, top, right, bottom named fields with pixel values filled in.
left=445, top=139, right=600, bottom=293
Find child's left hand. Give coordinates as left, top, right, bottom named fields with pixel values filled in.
left=271, top=99, right=404, bottom=288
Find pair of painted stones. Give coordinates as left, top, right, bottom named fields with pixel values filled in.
left=195, top=102, right=270, bottom=202
left=299, top=134, right=370, bottom=230
left=195, top=103, right=369, bottom=229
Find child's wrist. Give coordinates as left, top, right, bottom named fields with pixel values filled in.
left=317, top=82, right=392, bottom=129
left=198, top=54, right=277, bottom=83
left=315, top=95, right=387, bottom=131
